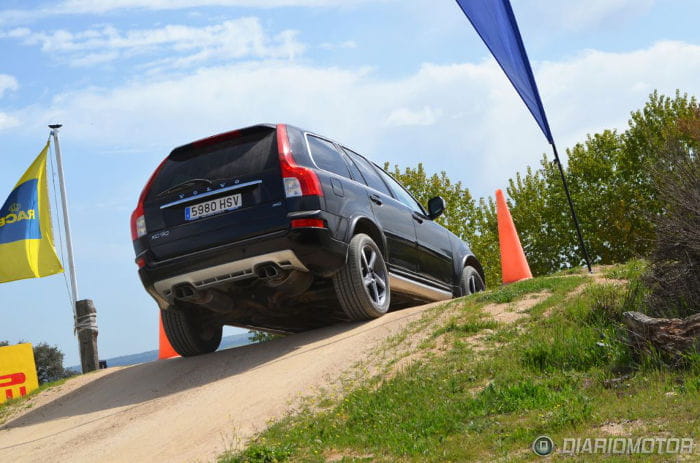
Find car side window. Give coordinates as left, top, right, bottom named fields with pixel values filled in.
left=375, top=167, right=425, bottom=214
left=344, top=150, right=392, bottom=196
left=339, top=148, right=366, bottom=184
left=307, top=135, right=351, bottom=178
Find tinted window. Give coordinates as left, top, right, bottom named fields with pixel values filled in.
left=340, top=148, right=366, bottom=184
left=345, top=150, right=392, bottom=196
left=307, top=135, right=351, bottom=178
left=376, top=168, right=424, bottom=214
left=148, top=130, right=277, bottom=200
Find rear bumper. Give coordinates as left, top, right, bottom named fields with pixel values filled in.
left=138, top=227, right=347, bottom=309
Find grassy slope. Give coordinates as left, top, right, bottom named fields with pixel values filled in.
left=220, top=261, right=699, bottom=462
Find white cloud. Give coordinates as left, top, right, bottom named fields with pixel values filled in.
left=57, top=0, right=379, bottom=13
left=0, top=0, right=384, bottom=26
left=0, top=75, right=19, bottom=130
left=0, top=112, right=19, bottom=130
left=7, top=18, right=304, bottom=68
left=9, top=40, right=700, bottom=198
left=3, top=27, right=30, bottom=38
left=531, top=0, right=656, bottom=31
left=69, top=51, right=121, bottom=67
left=385, top=106, right=442, bottom=127
left=319, top=40, right=357, bottom=51
left=540, top=41, right=697, bottom=143
left=0, top=74, right=18, bottom=98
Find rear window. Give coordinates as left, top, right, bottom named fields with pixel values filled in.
left=148, top=130, right=277, bottom=199
left=307, top=135, right=351, bottom=178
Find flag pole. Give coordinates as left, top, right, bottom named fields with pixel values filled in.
left=551, top=142, right=593, bottom=273
left=49, top=124, right=100, bottom=373
left=48, top=124, right=79, bottom=305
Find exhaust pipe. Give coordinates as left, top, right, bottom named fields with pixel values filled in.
left=254, top=262, right=283, bottom=280
left=173, top=283, right=198, bottom=300
left=172, top=283, right=234, bottom=313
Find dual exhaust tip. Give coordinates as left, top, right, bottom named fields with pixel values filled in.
left=173, top=283, right=198, bottom=300
left=254, top=262, right=282, bottom=280
left=172, top=262, right=283, bottom=301
left=172, top=284, right=232, bottom=313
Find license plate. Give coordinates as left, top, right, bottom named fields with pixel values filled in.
left=185, top=194, right=241, bottom=220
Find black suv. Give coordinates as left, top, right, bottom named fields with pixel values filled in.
left=131, top=124, right=485, bottom=356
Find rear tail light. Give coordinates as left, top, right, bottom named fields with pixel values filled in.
left=290, top=218, right=327, bottom=229
left=277, top=124, right=323, bottom=198
left=130, top=207, right=146, bottom=241
left=130, top=156, right=168, bottom=241
left=134, top=215, right=147, bottom=238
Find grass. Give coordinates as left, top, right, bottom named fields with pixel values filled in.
left=431, top=318, right=499, bottom=337
left=219, top=265, right=699, bottom=462
left=602, top=259, right=647, bottom=280
left=473, top=275, right=580, bottom=304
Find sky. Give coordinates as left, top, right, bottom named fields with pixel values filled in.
left=1, top=0, right=700, bottom=366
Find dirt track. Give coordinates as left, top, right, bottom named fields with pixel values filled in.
left=0, top=302, right=441, bottom=463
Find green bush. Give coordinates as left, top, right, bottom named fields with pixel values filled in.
left=219, top=443, right=294, bottom=463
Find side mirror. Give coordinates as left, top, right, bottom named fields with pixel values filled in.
left=427, top=196, right=445, bottom=220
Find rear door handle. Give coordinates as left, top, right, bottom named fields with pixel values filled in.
left=369, top=194, right=382, bottom=205
left=412, top=213, right=424, bottom=224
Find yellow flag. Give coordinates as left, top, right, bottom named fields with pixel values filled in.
left=0, top=142, right=63, bottom=282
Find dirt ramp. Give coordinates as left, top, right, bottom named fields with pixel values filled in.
left=0, top=304, right=433, bottom=463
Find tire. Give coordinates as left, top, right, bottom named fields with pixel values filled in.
left=459, top=265, right=486, bottom=296
left=333, top=233, right=390, bottom=320
left=161, top=306, right=222, bottom=356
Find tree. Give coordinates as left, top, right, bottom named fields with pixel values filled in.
left=643, top=108, right=700, bottom=318
left=247, top=330, right=281, bottom=343
left=33, top=343, right=68, bottom=384
left=564, top=131, right=626, bottom=263
left=505, top=162, right=562, bottom=276
left=383, top=91, right=699, bottom=284
left=470, top=196, right=501, bottom=286
left=505, top=91, right=699, bottom=273
left=609, top=91, right=697, bottom=257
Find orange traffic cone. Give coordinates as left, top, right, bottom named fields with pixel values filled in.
left=495, top=189, right=532, bottom=284
left=158, top=313, right=179, bottom=359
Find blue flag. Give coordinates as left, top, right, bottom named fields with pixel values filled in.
left=455, top=0, right=554, bottom=144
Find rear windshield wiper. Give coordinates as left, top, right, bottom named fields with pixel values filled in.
left=157, top=178, right=213, bottom=197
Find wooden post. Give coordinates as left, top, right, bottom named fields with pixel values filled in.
left=76, top=299, right=99, bottom=373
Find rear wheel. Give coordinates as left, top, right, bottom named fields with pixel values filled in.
left=161, top=305, right=222, bottom=356
left=333, top=233, right=390, bottom=320
left=459, top=265, right=485, bottom=296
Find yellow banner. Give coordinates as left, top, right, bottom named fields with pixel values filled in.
left=0, top=142, right=63, bottom=283
left=0, top=343, right=39, bottom=403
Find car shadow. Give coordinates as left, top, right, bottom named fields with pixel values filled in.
left=0, top=313, right=413, bottom=431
